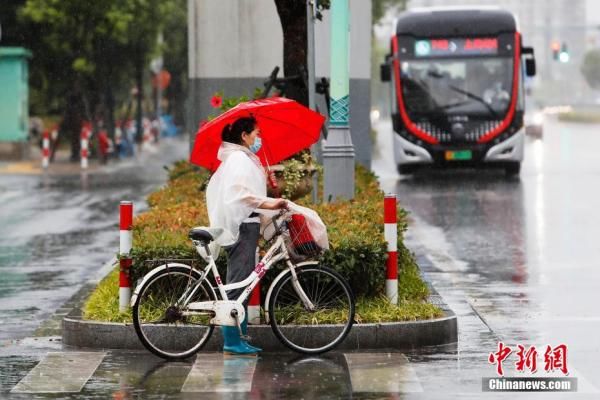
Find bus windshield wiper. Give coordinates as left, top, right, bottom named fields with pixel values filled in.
left=429, top=100, right=471, bottom=113
left=446, top=84, right=499, bottom=118
left=426, top=70, right=499, bottom=118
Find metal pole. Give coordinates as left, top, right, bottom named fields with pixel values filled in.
left=384, top=194, right=398, bottom=304
left=119, top=201, right=133, bottom=312
left=323, top=0, right=355, bottom=201
left=307, top=0, right=319, bottom=204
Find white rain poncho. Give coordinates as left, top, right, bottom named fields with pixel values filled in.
left=206, top=142, right=270, bottom=247
left=205, top=141, right=329, bottom=255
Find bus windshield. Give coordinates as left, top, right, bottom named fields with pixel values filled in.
left=400, top=57, right=513, bottom=117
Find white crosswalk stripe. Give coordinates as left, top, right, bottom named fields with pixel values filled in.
left=181, top=353, right=258, bottom=393
left=10, top=351, right=106, bottom=393
left=9, top=350, right=594, bottom=395
left=344, top=353, right=424, bottom=393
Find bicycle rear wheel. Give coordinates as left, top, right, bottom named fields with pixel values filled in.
left=268, top=265, right=355, bottom=354
left=132, top=265, right=215, bottom=360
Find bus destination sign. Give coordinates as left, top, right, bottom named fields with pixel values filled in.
left=414, top=38, right=499, bottom=57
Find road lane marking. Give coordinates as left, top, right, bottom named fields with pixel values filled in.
left=10, top=351, right=106, bottom=393
left=181, top=353, right=257, bottom=392
left=344, top=353, right=423, bottom=393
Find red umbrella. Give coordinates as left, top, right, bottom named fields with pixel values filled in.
left=190, top=97, right=325, bottom=172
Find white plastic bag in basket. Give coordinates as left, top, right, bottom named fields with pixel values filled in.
left=258, top=201, right=329, bottom=250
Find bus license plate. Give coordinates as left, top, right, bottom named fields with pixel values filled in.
left=445, top=150, right=472, bottom=161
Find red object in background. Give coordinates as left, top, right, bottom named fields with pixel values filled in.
left=210, top=95, right=223, bottom=108
left=152, top=70, right=171, bottom=90
left=98, top=129, right=110, bottom=156
left=190, top=97, right=325, bottom=172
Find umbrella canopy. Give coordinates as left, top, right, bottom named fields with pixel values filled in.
left=190, top=97, right=325, bottom=172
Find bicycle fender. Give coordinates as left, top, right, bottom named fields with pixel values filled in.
left=130, top=263, right=207, bottom=307
left=263, top=260, right=319, bottom=324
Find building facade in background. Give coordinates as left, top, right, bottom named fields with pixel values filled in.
left=0, top=47, right=31, bottom=160
left=187, top=0, right=373, bottom=167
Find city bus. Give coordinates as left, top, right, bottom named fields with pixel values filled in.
left=380, top=7, right=536, bottom=176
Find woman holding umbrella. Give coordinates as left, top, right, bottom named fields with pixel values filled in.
left=206, top=116, right=287, bottom=356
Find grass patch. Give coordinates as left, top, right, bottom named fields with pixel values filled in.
left=83, top=268, right=131, bottom=323
left=84, top=264, right=443, bottom=324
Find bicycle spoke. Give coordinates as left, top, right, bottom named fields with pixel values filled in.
left=269, top=266, right=355, bottom=354
left=133, top=268, right=215, bottom=360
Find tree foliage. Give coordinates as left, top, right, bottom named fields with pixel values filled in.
left=581, top=49, right=600, bottom=90
left=1, top=0, right=186, bottom=158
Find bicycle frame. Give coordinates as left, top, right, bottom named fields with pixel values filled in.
left=182, top=227, right=316, bottom=322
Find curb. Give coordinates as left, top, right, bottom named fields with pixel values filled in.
left=62, top=275, right=457, bottom=352
left=62, top=308, right=456, bottom=352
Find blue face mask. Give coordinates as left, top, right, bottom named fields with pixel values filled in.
left=249, top=136, right=262, bottom=154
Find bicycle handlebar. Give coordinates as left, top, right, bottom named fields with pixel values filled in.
left=271, top=208, right=291, bottom=236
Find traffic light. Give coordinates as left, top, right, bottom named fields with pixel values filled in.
left=559, top=42, right=569, bottom=63
left=551, top=41, right=560, bottom=61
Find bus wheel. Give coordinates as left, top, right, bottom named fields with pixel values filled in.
left=505, top=162, right=521, bottom=177
left=398, top=164, right=417, bottom=175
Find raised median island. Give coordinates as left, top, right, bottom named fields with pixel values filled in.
left=63, top=161, right=456, bottom=351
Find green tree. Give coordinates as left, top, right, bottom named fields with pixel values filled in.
left=17, top=0, right=184, bottom=159
left=581, top=49, right=600, bottom=90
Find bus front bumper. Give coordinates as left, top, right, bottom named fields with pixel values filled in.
left=394, top=129, right=524, bottom=166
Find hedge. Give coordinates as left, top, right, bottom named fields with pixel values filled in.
left=126, top=161, right=423, bottom=301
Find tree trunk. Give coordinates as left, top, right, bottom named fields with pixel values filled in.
left=274, top=0, right=308, bottom=106
left=135, top=51, right=144, bottom=144
left=63, top=82, right=85, bottom=162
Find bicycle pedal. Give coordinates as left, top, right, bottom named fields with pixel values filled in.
left=241, top=335, right=251, bottom=341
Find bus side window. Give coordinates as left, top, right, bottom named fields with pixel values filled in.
left=517, top=62, right=524, bottom=112
left=390, top=63, right=398, bottom=114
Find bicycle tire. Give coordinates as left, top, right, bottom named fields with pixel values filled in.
left=268, top=265, right=355, bottom=354
left=132, top=265, right=215, bottom=360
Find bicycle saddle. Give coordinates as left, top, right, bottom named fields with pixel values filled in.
left=188, top=227, right=223, bottom=243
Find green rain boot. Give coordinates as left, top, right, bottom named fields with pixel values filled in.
left=221, top=325, right=258, bottom=356
left=241, top=309, right=262, bottom=353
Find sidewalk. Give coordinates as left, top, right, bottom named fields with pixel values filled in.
left=0, top=140, right=162, bottom=176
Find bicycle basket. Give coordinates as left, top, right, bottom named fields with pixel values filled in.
left=285, top=214, right=322, bottom=260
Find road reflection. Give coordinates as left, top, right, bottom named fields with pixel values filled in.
left=395, top=170, right=527, bottom=284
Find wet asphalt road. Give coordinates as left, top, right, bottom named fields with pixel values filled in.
left=0, top=137, right=190, bottom=341
left=373, top=116, right=600, bottom=396
left=1, top=119, right=599, bottom=398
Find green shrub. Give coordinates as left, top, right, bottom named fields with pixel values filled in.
left=127, top=161, right=423, bottom=300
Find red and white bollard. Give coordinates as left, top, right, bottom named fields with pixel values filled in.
left=248, top=248, right=261, bottom=324
left=80, top=126, right=90, bottom=169
left=119, top=201, right=133, bottom=312
left=248, top=284, right=261, bottom=325
left=41, top=130, right=50, bottom=169
left=384, top=194, right=398, bottom=304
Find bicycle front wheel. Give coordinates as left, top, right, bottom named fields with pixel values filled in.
left=268, top=265, right=355, bottom=354
left=132, top=265, right=215, bottom=360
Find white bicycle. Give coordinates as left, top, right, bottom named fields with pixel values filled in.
left=131, top=210, right=355, bottom=360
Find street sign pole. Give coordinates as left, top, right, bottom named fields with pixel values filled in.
left=307, top=0, right=319, bottom=204
left=323, top=0, right=355, bottom=201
